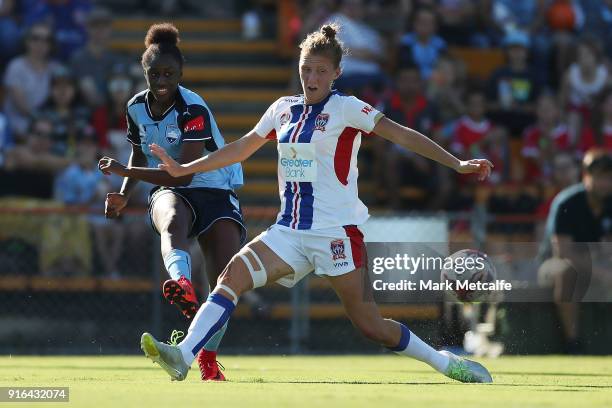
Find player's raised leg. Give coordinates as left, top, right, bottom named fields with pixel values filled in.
left=327, top=268, right=493, bottom=383
left=141, top=239, right=294, bottom=380
left=151, top=190, right=199, bottom=319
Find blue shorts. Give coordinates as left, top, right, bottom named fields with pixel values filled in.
left=148, top=186, right=246, bottom=243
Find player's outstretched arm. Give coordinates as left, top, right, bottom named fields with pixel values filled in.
left=373, top=117, right=493, bottom=181
left=150, top=130, right=268, bottom=177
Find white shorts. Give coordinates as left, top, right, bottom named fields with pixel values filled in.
left=256, top=224, right=366, bottom=287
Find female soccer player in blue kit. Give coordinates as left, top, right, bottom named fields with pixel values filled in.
left=140, top=24, right=494, bottom=383
left=98, top=23, right=244, bottom=381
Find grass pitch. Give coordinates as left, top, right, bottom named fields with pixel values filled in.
left=1, top=355, right=611, bottom=408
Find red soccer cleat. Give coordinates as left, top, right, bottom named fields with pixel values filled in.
left=162, top=276, right=200, bottom=319
left=197, top=350, right=226, bottom=381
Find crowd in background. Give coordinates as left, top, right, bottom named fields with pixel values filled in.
left=290, top=0, right=611, bottom=214
left=0, top=0, right=610, bottom=277
left=0, top=1, right=153, bottom=277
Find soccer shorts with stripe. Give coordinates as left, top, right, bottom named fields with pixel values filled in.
left=256, top=224, right=366, bottom=287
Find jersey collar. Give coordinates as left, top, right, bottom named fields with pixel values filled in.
left=302, top=89, right=338, bottom=108
left=144, top=87, right=184, bottom=121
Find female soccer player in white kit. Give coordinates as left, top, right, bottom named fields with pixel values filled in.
left=141, top=24, right=494, bottom=383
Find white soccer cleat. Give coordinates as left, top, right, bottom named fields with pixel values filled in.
left=141, top=332, right=190, bottom=381
left=440, top=350, right=493, bottom=383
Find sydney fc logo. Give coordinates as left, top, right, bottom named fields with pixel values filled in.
left=279, top=111, right=292, bottom=126
left=331, top=239, right=346, bottom=261
left=165, top=124, right=181, bottom=144
left=314, top=113, right=329, bottom=131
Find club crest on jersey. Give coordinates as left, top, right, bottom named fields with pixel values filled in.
left=314, top=113, right=329, bottom=131
left=331, top=239, right=346, bottom=261
left=165, top=124, right=181, bottom=144
left=279, top=111, right=292, bottom=127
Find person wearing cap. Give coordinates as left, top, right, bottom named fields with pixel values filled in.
left=537, top=149, right=612, bottom=353
left=486, top=30, right=539, bottom=137
left=70, top=7, right=125, bottom=108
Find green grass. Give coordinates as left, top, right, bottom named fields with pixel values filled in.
left=1, top=355, right=611, bottom=407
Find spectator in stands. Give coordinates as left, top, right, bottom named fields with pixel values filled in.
left=54, top=133, right=125, bottom=278
left=298, top=0, right=336, bottom=41
left=23, top=0, right=91, bottom=61
left=427, top=0, right=489, bottom=47
left=3, top=22, right=60, bottom=140
left=579, top=88, right=612, bottom=152
left=38, top=65, right=92, bottom=157
left=483, top=0, right=542, bottom=37
left=543, top=0, right=586, bottom=82
left=374, top=65, right=441, bottom=209
left=482, top=0, right=572, bottom=85
left=54, top=133, right=101, bottom=205
left=326, top=0, right=388, bottom=97
left=1, top=117, right=70, bottom=199
left=427, top=55, right=466, bottom=124
left=538, top=149, right=612, bottom=353
left=91, top=67, right=153, bottom=203
left=70, top=7, right=124, bottom=108
left=90, top=67, right=152, bottom=276
left=486, top=30, right=539, bottom=138
left=92, top=67, right=132, bottom=151
left=450, top=89, right=507, bottom=185
left=559, top=36, right=610, bottom=146
left=580, top=0, right=612, bottom=59
left=0, top=0, right=21, bottom=67
left=535, top=151, right=580, bottom=220
left=521, top=94, right=571, bottom=183
left=397, top=6, right=446, bottom=80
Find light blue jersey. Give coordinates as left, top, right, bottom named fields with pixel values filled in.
left=126, top=85, right=243, bottom=190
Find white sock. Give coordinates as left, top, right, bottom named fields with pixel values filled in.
left=389, top=323, right=450, bottom=373
left=178, top=293, right=235, bottom=365
left=163, top=248, right=191, bottom=281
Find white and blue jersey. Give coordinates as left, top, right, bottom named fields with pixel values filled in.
left=253, top=91, right=384, bottom=231
left=126, top=85, right=243, bottom=190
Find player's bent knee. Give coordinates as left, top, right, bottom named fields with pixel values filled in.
left=235, top=246, right=268, bottom=289
left=216, top=258, right=253, bottom=298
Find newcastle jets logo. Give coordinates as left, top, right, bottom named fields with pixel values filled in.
left=314, top=113, right=329, bottom=131
left=331, top=239, right=346, bottom=261
left=165, top=124, right=181, bottom=144
left=280, top=111, right=292, bottom=127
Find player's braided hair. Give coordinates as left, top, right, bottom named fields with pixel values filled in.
left=141, top=23, right=184, bottom=69
left=299, top=23, right=344, bottom=68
